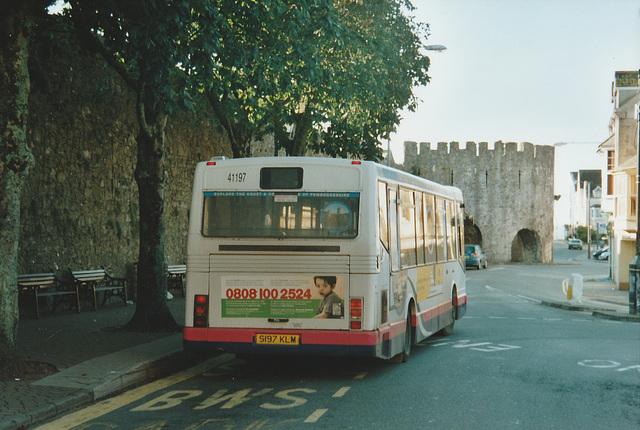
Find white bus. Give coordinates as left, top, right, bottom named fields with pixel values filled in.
left=183, top=157, right=467, bottom=361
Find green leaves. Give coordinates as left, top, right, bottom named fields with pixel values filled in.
left=194, top=0, right=430, bottom=160
left=65, top=1, right=431, bottom=161
left=68, top=0, right=208, bottom=124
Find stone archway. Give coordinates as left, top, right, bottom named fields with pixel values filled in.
left=511, top=229, right=541, bottom=262
left=464, top=217, right=482, bottom=246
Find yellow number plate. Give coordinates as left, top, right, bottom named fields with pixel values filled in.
left=256, top=334, right=300, bottom=345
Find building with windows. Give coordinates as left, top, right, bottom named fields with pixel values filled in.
left=598, top=71, right=640, bottom=290
left=568, top=170, right=606, bottom=247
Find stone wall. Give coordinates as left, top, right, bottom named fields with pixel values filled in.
left=17, top=32, right=555, bottom=279
left=400, top=141, right=555, bottom=263
left=19, top=34, right=231, bottom=280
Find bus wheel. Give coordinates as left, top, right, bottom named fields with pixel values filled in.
left=392, top=313, right=412, bottom=363
left=438, top=293, right=456, bottom=337
left=403, top=313, right=413, bottom=362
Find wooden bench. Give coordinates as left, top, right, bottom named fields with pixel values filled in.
left=70, top=268, right=128, bottom=311
left=167, top=264, right=186, bottom=297
left=18, top=272, right=80, bottom=319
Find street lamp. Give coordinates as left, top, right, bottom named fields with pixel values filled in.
left=425, top=44, right=447, bottom=52
left=586, top=181, right=592, bottom=259
left=386, top=44, right=447, bottom=166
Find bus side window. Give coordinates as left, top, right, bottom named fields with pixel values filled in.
left=415, top=192, right=425, bottom=265
left=457, top=200, right=465, bottom=266
left=447, top=200, right=456, bottom=260
left=424, top=194, right=437, bottom=264
left=399, top=188, right=417, bottom=268
left=435, top=197, right=446, bottom=262
left=388, top=187, right=400, bottom=272
left=378, top=182, right=389, bottom=251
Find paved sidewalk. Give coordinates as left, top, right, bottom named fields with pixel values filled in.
left=540, top=275, right=639, bottom=321
left=1, top=268, right=638, bottom=430
left=0, top=298, right=199, bottom=430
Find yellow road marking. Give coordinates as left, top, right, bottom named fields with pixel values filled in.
left=332, top=387, right=350, bottom=398
left=304, top=408, right=328, bottom=423
left=36, top=354, right=234, bottom=429
left=353, top=371, right=368, bottom=379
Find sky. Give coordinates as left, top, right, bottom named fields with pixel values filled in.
left=389, top=0, right=640, bottom=231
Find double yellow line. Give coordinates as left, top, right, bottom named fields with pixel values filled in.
left=36, top=355, right=234, bottom=429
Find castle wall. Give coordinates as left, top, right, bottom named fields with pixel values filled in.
left=399, top=141, right=555, bottom=263
left=20, top=34, right=231, bottom=280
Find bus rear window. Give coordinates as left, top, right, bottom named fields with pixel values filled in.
left=202, top=192, right=359, bottom=239
left=260, top=168, right=303, bottom=189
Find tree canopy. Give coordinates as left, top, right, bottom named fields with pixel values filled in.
left=189, top=0, right=430, bottom=160
left=67, top=0, right=431, bottom=162
left=1, top=0, right=432, bottom=376
left=309, top=0, right=430, bottom=160
left=66, top=0, right=222, bottom=331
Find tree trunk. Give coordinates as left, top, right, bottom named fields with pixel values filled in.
left=0, top=3, right=35, bottom=372
left=276, top=109, right=313, bottom=156
left=290, top=111, right=313, bottom=156
left=205, top=90, right=252, bottom=159
left=125, top=104, right=179, bottom=332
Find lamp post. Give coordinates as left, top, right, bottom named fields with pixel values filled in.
left=386, top=44, right=447, bottom=167
left=586, top=181, right=591, bottom=259
left=628, top=82, right=640, bottom=315
left=424, top=44, right=447, bottom=52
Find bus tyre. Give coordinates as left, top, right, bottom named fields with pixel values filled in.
left=392, top=314, right=412, bottom=363
left=438, top=294, right=456, bottom=337
left=403, top=314, right=413, bottom=361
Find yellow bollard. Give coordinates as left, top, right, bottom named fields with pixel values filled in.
left=567, top=285, right=572, bottom=300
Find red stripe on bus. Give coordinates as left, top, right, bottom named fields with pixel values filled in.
left=386, top=318, right=407, bottom=338
left=417, top=301, right=451, bottom=323
left=184, top=296, right=464, bottom=348
left=183, top=327, right=381, bottom=346
left=455, top=294, right=467, bottom=306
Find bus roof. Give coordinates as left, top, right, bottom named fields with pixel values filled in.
left=200, top=156, right=463, bottom=201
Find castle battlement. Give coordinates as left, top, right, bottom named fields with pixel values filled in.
left=404, top=140, right=553, bottom=160
left=396, top=140, right=554, bottom=264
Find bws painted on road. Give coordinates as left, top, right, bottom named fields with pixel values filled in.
left=37, top=354, right=362, bottom=429
left=131, top=388, right=318, bottom=411
left=36, top=355, right=235, bottom=430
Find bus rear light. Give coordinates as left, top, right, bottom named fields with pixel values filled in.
left=351, top=160, right=362, bottom=165
left=193, top=294, right=209, bottom=327
left=350, top=298, right=363, bottom=330
left=206, top=156, right=228, bottom=166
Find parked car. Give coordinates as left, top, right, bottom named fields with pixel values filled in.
left=465, top=244, right=487, bottom=269
left=568, top=239, right=583, bottom=250
left=593, top=246, right=609, bottom=259
left=599, top=251, right=610, bottom=260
